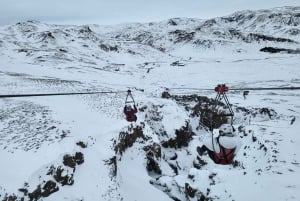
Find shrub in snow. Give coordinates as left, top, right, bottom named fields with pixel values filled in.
left=162, top=121, right=192, bottom=148
left=114, top=125, right=149, bottom=155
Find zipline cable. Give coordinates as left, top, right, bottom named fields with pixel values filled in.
left=168, top=86, right=300, bottom=92
left=0, top=90, right=130, bottom=99
left=230, top=86, right=300, bottom=91
left=1, top=86, right=299, bottom=99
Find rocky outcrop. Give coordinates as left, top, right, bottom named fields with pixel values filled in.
left=1, top=151, right=85, bottom=201
left=260, top=46, right=300, bottom=54
left=162, top=121, right=193, bottom=148
left=144, top=143, right=162, bottom=175
left=114, top=124, right=149, bottom=156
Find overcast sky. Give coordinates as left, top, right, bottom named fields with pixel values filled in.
left=0, top=0, right=299, bottom=26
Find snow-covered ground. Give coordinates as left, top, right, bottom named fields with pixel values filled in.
left=0, top=6, right=300, bottom=201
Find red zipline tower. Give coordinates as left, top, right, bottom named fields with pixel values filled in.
left=211, top=84, right=234, bottom=129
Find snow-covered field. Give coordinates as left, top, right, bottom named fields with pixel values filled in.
left=0, top=6, right=300, bottom=201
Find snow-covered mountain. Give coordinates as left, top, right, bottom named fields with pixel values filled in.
left=0, top=6, right=300, bottom=201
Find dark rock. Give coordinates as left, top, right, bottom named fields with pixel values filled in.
left=185, top=183, right=197, bottom=198
left=290, top=116, right=296, bottom=125
left=164, top=94, right=231, bottom=130
left=162, top=122, right=192, bottom=148
left=196, top=19, right=217, bottom=30
left=170, top=196, right=181, bottom=201
left=114, top=125, right=148, bottom=155
left=200, top=109, right=228, bottom=130
left=41, top=180, right=59, bottom=197
left=232, top=160, right=245, bottom=169
left=79, top=26, right=92, bottom=33
left=208, top=173, right=217, bottom=185
left=63, top=154, right=76, bottom=168
left=144, top=144, right=162, bottom=175
left=228, top=29, right=247, bottom=40
left=260, top=47, right=300, bottom=54
left=74, top=152, right=84, bottom=165
left=169, top=153, right=178, bottom=160
left=193, top=39, right=213, bottom=48
left=259, top=107, right=276, bottom=119
left=143, top=143, right=161, bottom=159
left=2, top=194, right=18, bottom=201
left=168, top=162, right=178, bottom=175
left=53, top=166, right=74, bottom=186
left=247, top=33, right=296, bottom=43
left=133, top=31, right=154, bottom=43
left=288, top=28, right=300, bottom=35
left=199, top=194, right=209, bottom=201
left=28, top=185, right=42, bottom=201
left=18, top=188, right=28, bottom=196
left=99, top=44, right=118, bottom=52
left=161, top=90, right=171, bottom=99
left=76, top=141, right=87, bottom=148
left=169, top=30, right=195, bottom=43
left=59, top=48, right=68, bottom=53
left=193, top=155, right=208, bottom=169
left=170, top=61, right=185, bottom=66
left=146, top=155, right=162, bottom=175
left=252, top=135, right=257, bottom=142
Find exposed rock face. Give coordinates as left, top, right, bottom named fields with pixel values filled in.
left=41, top=180, right=59, bottom=197
left=62, top=152, right=84, bottom=169
left=163, top=93, right=233, bottom=130
left=162, top=121, right=193, bottom=148
left=144, top=143, right=162, bottom=174
left=114, top=124, right=148, bottom=156
left=63, top=154, right=77, bottom=168
left=3, top=151, right=85, bottom=201
left=28, top=180, right=59, bottom=200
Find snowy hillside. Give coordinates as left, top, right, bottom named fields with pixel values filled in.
left=0, top=6, right=300, bottom=201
